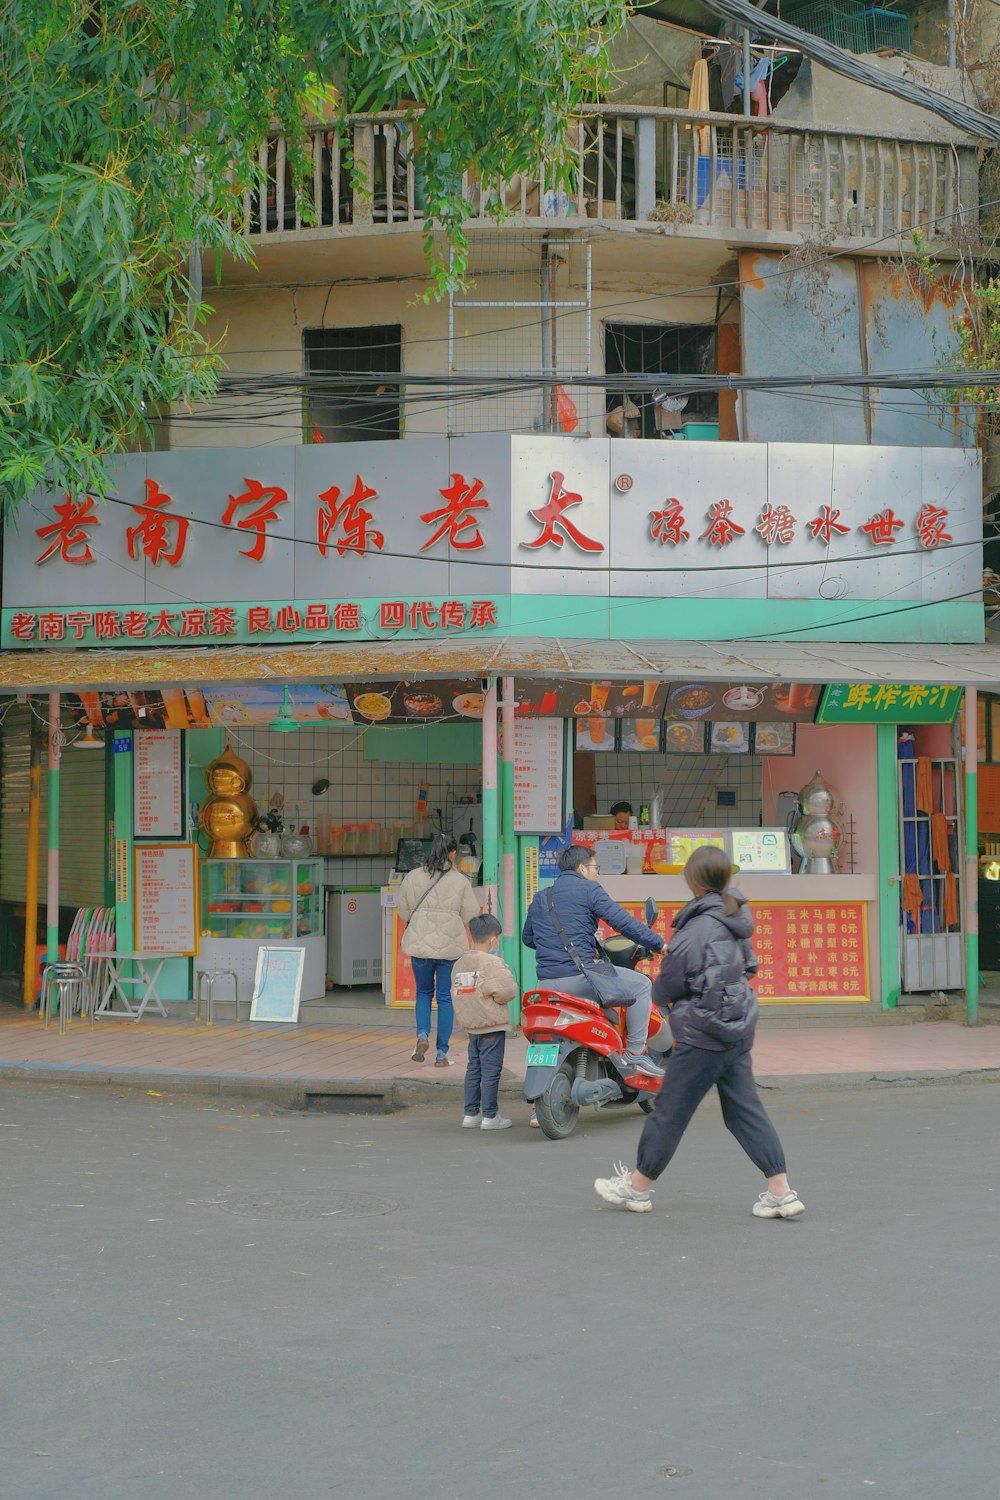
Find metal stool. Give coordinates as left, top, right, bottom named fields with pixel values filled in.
left=194, top=969, right=244, bottom=1024
left=39, top=962, right=91, bottom=1035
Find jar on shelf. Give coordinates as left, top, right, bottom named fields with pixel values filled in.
left=249, top=828, right=281, bottom=859
left=280, top=830, right=313, bottom=858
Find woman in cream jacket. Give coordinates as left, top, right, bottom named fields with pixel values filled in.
left=397, top=833, right=480, bottom=1064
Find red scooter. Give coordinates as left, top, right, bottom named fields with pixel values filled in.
left=520, top=897, right=671, bottom=1139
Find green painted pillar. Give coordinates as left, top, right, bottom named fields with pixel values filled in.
left=965, top=689, right=979, bottom=1026
left=876, top=724, right=901, bottom=1009
left=500, top=676, right=518, bottom=982
left=45, top=694, right=61, bottom=965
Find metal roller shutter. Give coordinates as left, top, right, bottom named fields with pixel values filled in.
left=0, top=707, right=106, bottom=907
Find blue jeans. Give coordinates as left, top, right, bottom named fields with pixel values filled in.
left=464, top=1030, right=506, bottom=1118
left=411, top=957, right=455, bottom=1056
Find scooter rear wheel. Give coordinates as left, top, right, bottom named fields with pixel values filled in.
left=533, top=1060, right=579, bottom=1139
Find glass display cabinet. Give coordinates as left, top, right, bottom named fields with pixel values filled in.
left=196, top=857, right=326, bottom=1010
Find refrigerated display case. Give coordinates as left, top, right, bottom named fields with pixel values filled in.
left=196, top=857, right=326, bottom=1007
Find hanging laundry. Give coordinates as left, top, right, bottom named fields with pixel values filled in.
left=943, top=871, right=959, bottom=928
left=734, top=56, right=772, bottom=116
left=930, top=811, right=952, bottom=874
left=902, top=873, right=924, bottom=931
left=688, top=58, right=711, bottom=155
left=914, top=756, right=934, bottom=815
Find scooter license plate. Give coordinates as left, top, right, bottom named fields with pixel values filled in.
left=525, top=1043, right=560, bottom=1067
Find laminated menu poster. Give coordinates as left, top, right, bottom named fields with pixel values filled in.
left=133, top=728, right=184, bottom=838
left=512, top=718, right=564, bottom=833
left=133, top=843, right=198, bottom=955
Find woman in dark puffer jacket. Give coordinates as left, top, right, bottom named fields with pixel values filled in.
left=594, top=845, right=805, bottom=1219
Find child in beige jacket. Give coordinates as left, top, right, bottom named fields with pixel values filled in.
left=452, top=914, right=517, bottom=1131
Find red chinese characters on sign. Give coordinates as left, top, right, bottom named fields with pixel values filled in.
left=421, top=474, right=488, bottom=551
left=317, top=476, right=383, bottom=558
left=861, top=507, right=904, bottom=546
left=700, top=499, right=745, bottom=548
left=35, top=495, right=100, bottom=565
left=649, top=499, right=689, bottom=546
left=221, top=478, right=289, bottom=561
left=616, top=901, right=869, bottom=1001
left=522, top=471, right=604, bottom=554
left=752, top=903, right=869, bottom=1001
left=807, top=505, right=851, bottom=545
left=755, top=503, right=797, bottom=546
left=915, top=503, right=953, bottom=549
left=126, top=480, right=190, bottom=567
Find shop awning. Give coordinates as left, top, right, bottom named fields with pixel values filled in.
left=3, top=638, right=1000, bottom=692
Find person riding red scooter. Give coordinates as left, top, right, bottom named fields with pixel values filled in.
left=520, top=846, right=670, bottom=1138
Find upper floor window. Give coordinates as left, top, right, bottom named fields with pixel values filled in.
left=304, top=325, right=402, bottom=443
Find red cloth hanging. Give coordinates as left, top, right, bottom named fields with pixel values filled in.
left=943, top=872, right=959, bottom=928
left=930, top=812, right=952, bottom=874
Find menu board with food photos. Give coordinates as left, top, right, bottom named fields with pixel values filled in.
left=345, top=680, right=485, bottom=724
left=708, top=721, right=750, bottom=755
left=753, top=723, right=797, bottom=756
left=619, top=718, right=663, bottom=753
left=575, top=717, right=617, bottom=752
left=515, top=678, right=670, bottom=718
left=664, top=682, right=820, bottom=723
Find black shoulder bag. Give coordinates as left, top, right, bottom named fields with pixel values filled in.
left=544, top=888, right=628, bottom=1006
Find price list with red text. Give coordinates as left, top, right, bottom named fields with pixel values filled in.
left=512, top=718, right=564, bottom=834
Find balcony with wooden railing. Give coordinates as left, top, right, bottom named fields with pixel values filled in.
left=242, top=105, right=980, bottom=254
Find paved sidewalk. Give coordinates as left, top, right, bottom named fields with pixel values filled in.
left=1, top=1004, right=1000, bottom=1104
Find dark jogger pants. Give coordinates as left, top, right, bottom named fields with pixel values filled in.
left=636, top=1038, right=787, bottom=1182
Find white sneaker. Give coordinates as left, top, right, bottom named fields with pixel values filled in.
left=462, top=1113, right=482, bottom=1128
left=594, top=1161, right=653, bottom=1213
left=753, top=1190, right=805, bottom=1219
left=481, top=1115, right=512, bottom=1131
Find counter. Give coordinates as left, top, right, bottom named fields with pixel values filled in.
left=603, top=873, right=878, bottom=1006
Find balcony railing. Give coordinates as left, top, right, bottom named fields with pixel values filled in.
left=242, top=105, right=979, bottom=250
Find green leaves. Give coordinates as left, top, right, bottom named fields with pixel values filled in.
left=0, top=0, right=625, bottom=512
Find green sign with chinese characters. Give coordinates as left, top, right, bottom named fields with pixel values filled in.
left=817, top=683, right=963, bottom=724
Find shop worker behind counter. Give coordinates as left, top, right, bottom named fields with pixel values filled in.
left=609, top=801, right=633, bottom=831
left=521, top=845, right=666, bottom=1078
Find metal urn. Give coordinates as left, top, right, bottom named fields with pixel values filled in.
left=199, top=748, right=257, bottom=859
left=789, top=770, right=843, bottom=875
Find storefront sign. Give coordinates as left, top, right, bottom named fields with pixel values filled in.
left=133, top=729, right=184, bottom=839
left=817, top=683, right=963, bottom=724
left=613, top=900, right=870, bottom=1003
left=133, top=843, right=199, bottom=955
left=512, top=719, right=564, bottom=834
left=3, top=597, right=501, bottom=650
left=2, top=439, right=981, bottom=649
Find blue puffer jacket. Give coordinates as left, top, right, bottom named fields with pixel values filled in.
left=652, top=889, right=759, bottom=1052
left=522, top=871, right=664, bottom=980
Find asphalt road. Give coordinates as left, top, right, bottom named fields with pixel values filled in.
left=2, top=1077, right=997, bottom=1500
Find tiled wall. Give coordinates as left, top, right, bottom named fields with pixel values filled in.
left=227, top=725, right=481, bottom=888
left=593, top=752, right=762, bottom=828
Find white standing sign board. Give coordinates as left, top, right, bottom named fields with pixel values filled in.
left=133, top=843, right=199, bottom=955
left=133, top=729, right=184, bottom=839
left=512, top=718, right=564, bottom=833
left=250, top=946, right=306, bottom=1023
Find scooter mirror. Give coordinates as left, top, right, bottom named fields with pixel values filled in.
left=643, top=896, right=658, bottom=928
